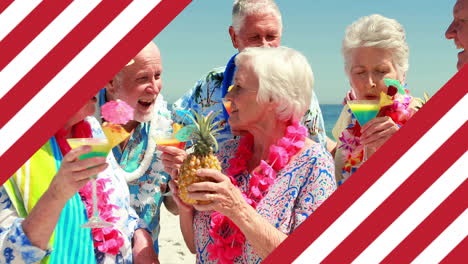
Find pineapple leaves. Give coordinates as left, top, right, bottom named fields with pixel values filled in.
left=209, top=133, right=219, bottom=152
left=187, top=109, right=222, bottom=153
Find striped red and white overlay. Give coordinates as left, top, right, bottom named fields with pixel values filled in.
left=0, top=0, right=191, bottom=179
left=264, top=69, right=468, bottom=263
left=0, top=1, right=466, bottom=263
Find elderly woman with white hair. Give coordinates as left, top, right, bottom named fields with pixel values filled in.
left=332, top=14, right=422, bottom=185
left=162, top=47, right=336, bottom=263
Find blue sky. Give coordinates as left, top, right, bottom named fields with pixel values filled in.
left=155, top=0, right=458, bottom=104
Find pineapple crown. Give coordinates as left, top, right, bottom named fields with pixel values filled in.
left=186, top=110, right=223, bottom=156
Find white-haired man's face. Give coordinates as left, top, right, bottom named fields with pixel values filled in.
left=446, top=0, right=468, bottom=70
left=109, top=45, right=162, bottom=123
left=229, top=12, right=281, bottom=52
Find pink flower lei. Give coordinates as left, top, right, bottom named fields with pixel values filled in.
left=79, top=179, right=125, bottom=255
left=78, top=100, right=129, bottom=254
left=207, top=121, right=307, bottom=263
left=57, top=121, right=125, bottom=256
left=339, top=89, right=417, bottom=176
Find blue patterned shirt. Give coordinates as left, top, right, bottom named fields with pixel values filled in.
left=95, top=90, right=173, bottom=253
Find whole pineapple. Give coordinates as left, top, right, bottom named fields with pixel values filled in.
left=178, top=111, right=223, bottom=205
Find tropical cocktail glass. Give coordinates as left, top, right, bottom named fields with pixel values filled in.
left=152, top=130, right=186, bottom=198
left=347, top=100, right=380, bottom=161
left=153, top=122, right=187, bottom=150
left=154, top=134, right=187, bottom=149
left=222, top=98, right=232, bottom=115
left=66, top=138, right=113, bottom=228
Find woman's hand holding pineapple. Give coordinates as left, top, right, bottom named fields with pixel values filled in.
left=168, top=180, right=194, bottom=214
left=184, top=169, right=246, bottom=219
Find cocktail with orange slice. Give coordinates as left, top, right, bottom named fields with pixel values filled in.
left=222, top=85, right=234, bottom=115
left=155, top=137, right=186, bottom=149
left=69, top=99, right=134, bottom=228
left=67, top=138, right=112, bottom=160
left=153, top=123, right=187, bottom=149
left=66, top=138, right=113, bottom=228
left=222, top=99, right=232, bottom=115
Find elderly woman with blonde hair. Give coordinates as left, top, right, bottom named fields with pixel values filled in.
left=161, top=46, right=336, bottom=263
left=332, top=14, right=422, bottom=185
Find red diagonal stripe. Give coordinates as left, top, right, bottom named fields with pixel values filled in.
left=0, top=0, right=14, bottom=15
left=0, top=0, right=192, bottom=181
left=264, top=66, right=468, bottom=264
left=440, top=235, right=468, bottom=263
left=0, top=0, right=73, bottom=71
left=0, top=0, right=132, bottom=129
left=321, top=123, right=468, bottom=263
left=381, top=179, right=468, bottom=263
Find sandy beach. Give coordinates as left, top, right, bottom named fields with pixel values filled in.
left=158, top=205, right=196, bottom=264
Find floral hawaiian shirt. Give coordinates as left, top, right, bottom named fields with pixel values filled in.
left=95, top=90, right=172, bottom=253
left=193, top=139, right=336, bottom=263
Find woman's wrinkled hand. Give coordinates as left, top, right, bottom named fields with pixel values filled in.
left=157, top=145, right=187, bottom=180
left=360, top=116, right=399, bottom=157
left=168, top=180, right=194, bottom=214
left=49, top=145, right=108, bottom=202
left=188, top=169, right=246, bottom=219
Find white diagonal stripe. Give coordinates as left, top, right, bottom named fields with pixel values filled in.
left=0, top=0, right=41, bottom=42
left=412, top=209, right=468, bottom=264
left=354, top=152, right=468, bottom=263
left=0, top=0, right=162, bottom=156
left=0, top=0, right=101, bottom=99
left=293, top=94, right=468, bottom=264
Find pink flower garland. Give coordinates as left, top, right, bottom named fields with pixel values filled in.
left=78, top=100, right=132, bottom=254
left=207, top=121, right=307, bottom=263
left=57, top=121, right=125, bottom=255
left=79, top=179, right=125, bottom=255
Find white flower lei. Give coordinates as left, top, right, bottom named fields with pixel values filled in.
left=123, top=94, right=173, bottom=182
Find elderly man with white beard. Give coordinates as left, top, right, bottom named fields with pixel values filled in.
left=95, top=42, right=178, bottom=260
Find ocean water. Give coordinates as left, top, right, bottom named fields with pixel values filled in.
left=321, top=104, right=343, bottom=139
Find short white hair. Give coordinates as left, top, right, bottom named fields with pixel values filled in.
left=235, top=46, right=314, bottom=122
left=232, top=0, right=282, bottom=33
left=342, top=14, right=409, bottom=78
